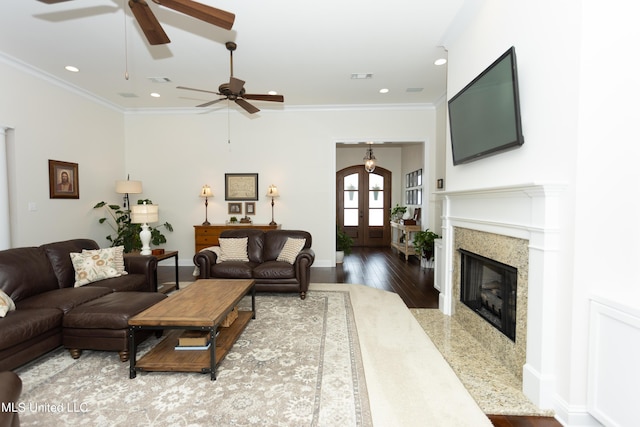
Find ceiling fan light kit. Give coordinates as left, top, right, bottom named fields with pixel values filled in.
left=177, top=41, right=285, bottom=115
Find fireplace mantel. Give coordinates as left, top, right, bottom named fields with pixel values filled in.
left=436, top=182, right=566, bottom=409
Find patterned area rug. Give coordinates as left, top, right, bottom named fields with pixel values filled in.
left=15, top=290, right=371, bottom=426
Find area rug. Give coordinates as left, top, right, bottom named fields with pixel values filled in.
left=15, top=290, right=371, bottom=426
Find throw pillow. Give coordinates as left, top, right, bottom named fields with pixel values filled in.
left=276, top=238, right=306, bottom=264
left=0, top=289, right=16, bottom=317
left=70, top=251, right=120, bottom=287
left=218, top=238, right=249, bottom=262
left=82, top=246, right=128, bottom=275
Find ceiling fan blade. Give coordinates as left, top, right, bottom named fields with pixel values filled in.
left=244, top=94, right=285, bottom=103
left=229, top=77, right=245, bottom=94
left=235, top=99, right=260, bottom=114
left=177, top=86, right=220, bottom=95
left=129, top=0, right=171, bottom=45
left=197, top=98, right=225, bottom=108
left=152, top=0, right=235, bottom=30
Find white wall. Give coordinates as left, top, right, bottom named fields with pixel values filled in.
left=0, top=58, right=125, bottom=248
left=124, top=107, right=436, bottom=267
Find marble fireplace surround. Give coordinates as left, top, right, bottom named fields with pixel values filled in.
left=437, top=183, right=564, bottom=409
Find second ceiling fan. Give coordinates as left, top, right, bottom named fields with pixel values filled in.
left=178, top=41, right=284, bottom=114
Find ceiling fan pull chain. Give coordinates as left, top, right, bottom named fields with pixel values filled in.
left=123, top=0, right=130, bottom=80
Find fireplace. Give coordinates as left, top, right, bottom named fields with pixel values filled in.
left=459, top=249, right=517, bottom=341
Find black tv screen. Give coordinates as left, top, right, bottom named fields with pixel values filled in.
left=448, top=46, right=524, bottom=165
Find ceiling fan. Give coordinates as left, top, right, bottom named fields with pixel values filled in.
left=37, top=0, right=235, bottom=45
left=177, top=41, right=284, bottom=114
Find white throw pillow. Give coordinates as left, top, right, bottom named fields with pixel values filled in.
left=0, top=289, right=16, bottom=317
left=277, top=238, right=306, bottom=264
left=70, top=250, right=121, bottom=287
left=218, top=238, right=249, bottom=262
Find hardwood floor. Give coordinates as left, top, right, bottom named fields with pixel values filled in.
left=158, top=246, right=562, bottom=426
left=310, top=246, right=440, bottom=308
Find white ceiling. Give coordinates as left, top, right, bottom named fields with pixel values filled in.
left=0, top=0, right=469, bottom=112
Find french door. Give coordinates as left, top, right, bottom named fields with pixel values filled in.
left=336, top=165, right=391, bottom=247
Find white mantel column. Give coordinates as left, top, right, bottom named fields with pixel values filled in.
left=0, top=126, right=10, bottom=249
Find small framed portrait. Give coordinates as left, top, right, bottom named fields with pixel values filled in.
left=228, top=202, right=242, bottom=215
left=49, top=159, right=79, bottom=199
left=245, top=202, right=256, bottom=215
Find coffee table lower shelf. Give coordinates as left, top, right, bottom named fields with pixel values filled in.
left=132, top=311, right=253, bottom=378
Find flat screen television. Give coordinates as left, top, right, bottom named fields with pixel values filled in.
left=448, top=46, right=524, bottom=165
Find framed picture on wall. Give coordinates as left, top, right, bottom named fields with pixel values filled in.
left=225, top=173, right=259, bottom=201
left=48, top=159, right=79, bottom=199
left=245, top=202, right=256, bottom=215
left=228, top=202, right=242, bottom=215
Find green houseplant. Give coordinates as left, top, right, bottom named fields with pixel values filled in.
left=94, top=199, right=173, bottom=253
left=336, top=226, right=354, bottom=263
left=390, top=204, right=407, bottom=222
left=412, top=229, right=440, bottom=262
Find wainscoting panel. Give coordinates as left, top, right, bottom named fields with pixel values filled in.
left=588, top=296, right=640, bottom=427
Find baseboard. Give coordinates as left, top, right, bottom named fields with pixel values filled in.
left=553, top=395, right=602, bottom=427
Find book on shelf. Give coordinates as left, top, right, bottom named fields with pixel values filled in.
left=174, top=342, right=211, bottom=351
left=177, top=330, right=210, bottom=347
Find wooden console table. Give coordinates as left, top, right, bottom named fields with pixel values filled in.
left=390, top=222, right=421, bottom=262
left=194, top=224, right=281, bottom=252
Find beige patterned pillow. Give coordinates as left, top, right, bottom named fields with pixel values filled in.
left=82, top=246, right=127, bottom=275
left=277, top=238, right=306, bottom=264
left=0, top=289, right=15, bottom=317
left=70, top=250, right=120, bottom=287
left=218, top=238, right=249, bottom=262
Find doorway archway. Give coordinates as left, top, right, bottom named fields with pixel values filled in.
left=336, top=165, right=391, bottom=247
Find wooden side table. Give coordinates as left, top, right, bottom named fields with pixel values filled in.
left=148, top=250, right=179, bottom=294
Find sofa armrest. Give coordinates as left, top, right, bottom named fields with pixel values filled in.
left=193, top=250, right=218, bottom=279
left=0, top=371, right=22, bottom=427
left=124, top=254, right=158, bottom=292
left=294, top=248, right=315, bottom=297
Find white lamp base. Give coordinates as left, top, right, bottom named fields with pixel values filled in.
left=139, top=223, right=152, bottom=255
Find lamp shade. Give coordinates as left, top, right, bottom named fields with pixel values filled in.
left=266, top=184, right=279, bottom=198
left=115, top=180, right=142, bottom=194
left=130, top=204, right=158, bottom=224
left=200, top=185, right=213, bottom=198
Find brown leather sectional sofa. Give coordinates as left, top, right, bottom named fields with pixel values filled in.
left=0, top=371, right=21, bottom=427
left=0, top=238, right=158, bottom=372
left=193, top=229, right=315, bottom=299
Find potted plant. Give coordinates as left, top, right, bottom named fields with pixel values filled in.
left=412, top=229, right=440, bottom=268
left=94, top=199, right=173, bottom=253
left=390, top=204, right=407, bottom=222
left=336, top=226, right=354, bottom=264
left=229, top=216, right=238, bottom=224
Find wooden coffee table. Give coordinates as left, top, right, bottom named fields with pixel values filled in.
left=128, top=279, right=255, bottom=380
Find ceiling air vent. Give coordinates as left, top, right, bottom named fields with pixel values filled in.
left=148, top=77, right=172, bottom=83
left=351, top=73, right=373, bottom=80
left=118, top=93, right=139, bottom=98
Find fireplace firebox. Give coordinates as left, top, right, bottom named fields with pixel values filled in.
left=459, top=249, right=517, bottom=341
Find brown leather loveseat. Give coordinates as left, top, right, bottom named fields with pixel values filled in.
left=0, top=371, right=22, bottom=427
left=0, top=238, right=158, bottom=371
left=193, top=229, right=315, bottom=299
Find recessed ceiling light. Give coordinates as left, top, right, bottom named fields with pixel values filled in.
left=379, top=88, right=389, bottom=94
left=65, top=65, right=79, bottom=73
left=150, top=93, right=161, bottom=98
left=268, top=90, right=278, bottom=95
left=434, top=58, right=447, bottom=66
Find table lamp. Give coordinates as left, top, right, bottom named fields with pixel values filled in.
left=266, top=184, right=279, bottom=226
left=131, top=202, right=159, bottom=255
left=200, top=185, right=213, bottom=225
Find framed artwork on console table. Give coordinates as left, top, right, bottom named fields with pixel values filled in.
left=225, top=173, right=258, bottom=201
left=49, top=159, right=79, bottom=199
